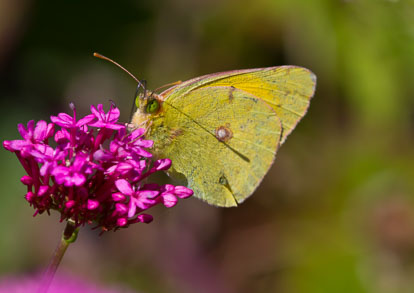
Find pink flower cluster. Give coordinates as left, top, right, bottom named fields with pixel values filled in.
left=3, top=103, right=193, bottom=232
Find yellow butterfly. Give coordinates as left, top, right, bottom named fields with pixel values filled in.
left=94, top=53, right=316, bottom=207
left=131, top=67, right=316, bottom=207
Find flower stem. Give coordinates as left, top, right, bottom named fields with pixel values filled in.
left=37, top=220, right=79, bottom=293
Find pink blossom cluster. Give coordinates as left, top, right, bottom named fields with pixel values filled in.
left=3, top=103, right=192, bottom=232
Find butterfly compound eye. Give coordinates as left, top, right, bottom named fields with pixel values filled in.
left=146, top=99, right=160, bottom=114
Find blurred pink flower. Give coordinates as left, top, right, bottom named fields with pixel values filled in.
left=0, top=273, right=138, bottom=293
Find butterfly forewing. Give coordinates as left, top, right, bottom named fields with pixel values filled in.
left=163, top=66, right=316, bottom=143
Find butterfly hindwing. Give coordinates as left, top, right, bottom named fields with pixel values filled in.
left=147, top=86, right=282, bottom=207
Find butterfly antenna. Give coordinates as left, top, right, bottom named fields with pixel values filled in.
left=93, top=52, right=145, bottom=89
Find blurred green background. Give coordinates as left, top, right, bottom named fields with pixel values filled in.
left=1, top=0, right=414, bottom=292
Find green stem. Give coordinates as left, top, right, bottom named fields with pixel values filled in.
left=37, top=220, right=79, bottom=293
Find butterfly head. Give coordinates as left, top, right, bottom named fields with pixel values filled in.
left=131, top=91, right=163, bottom=129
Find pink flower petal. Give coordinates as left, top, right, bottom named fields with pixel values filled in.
left=153, top=158, right=171, bottom=171
left=117, top=218, right=128, bottom=226
left=107, top=107, right=120, bottom=121
left=130, top=128, right=145, bottom=139
left=162, top=193, right=177, bottom=208
left=65, top=200, right=75, bottom=208
left=90, top=104, right=100, bottom=117
left=51, top=113, right=73, bottom=127
left=71, top=172, right=86, bottom=186
left=115, top=179, right=134, bottom=196
left=76, top=114, right=95, bottom=127
left=34, top=120, right=47, bottom=140
left=87, top=199, right=99, bottom=210
left=112, top=192, right=126, bottom=202
left=38, top=185, right=49, bottom=196
left=25, top=191, right=35, bottom=202
left=174, top=186, right=194, bottom=198
left=3, top=140, right=30, bottom=152
left=46, top=123, right=55, bottom=138
left=138, top=190, right=159, bottom=198
left=17, top=121, right=31, bottom=140
left=163, top=184, right=174, bottom=192
left=115, top=203, right=128, bottom=215
left=137, top=214, right=153, bottom=223
left=20, top=176, right=33, bottom=185
left=135, top=148, right=153, bottom=158
left=127, top=199, right=137, bottom=218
